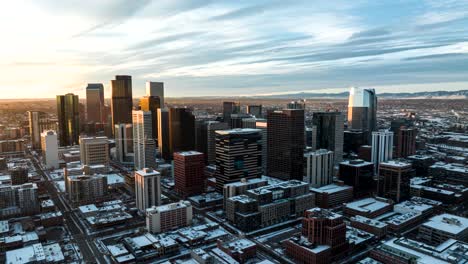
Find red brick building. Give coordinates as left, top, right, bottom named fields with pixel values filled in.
left=284, top=236, right=330, bottom=264
left=174, top=151, right=205, bottom=198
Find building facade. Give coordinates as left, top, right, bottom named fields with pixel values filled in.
left=174, top=151, right=205, bottom=198
left=133, top=110, right=157, bottom=170
left=135, top=168, right=161, bottom=211
left=111, top=75, right=133, bottom=134
left=56, top=93, right=80, bottom=146
left=146, top=201, right=193, bottom=233
left=304, top=149, right=334, bottom=188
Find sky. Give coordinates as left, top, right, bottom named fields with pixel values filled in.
left=0, top=0, right=467, bottom=99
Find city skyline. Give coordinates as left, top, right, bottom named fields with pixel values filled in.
left=1, top=1, right=467, bottom=99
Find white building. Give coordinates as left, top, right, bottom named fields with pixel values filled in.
left=146, top=200, right=193, bottom=233
left=146, top=81, right=164, bottom=107
left=79, top=136, right=109, bottom=169
left=40, top=131, right=59, bottom=169
left=133, top=110, right=157, bottom=170
left=135, top=168, right=161, bottom=212
left=419, top=213, right=468, bottom=244
left=304, top=149, right=334, bottom=188
left=371, top=130, right=394, bottom=174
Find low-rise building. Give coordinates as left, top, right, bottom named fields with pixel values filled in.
left=146, top=201, right=193, bottom=234
left=344, top=197, right=393, bottom=218
left=216, top=238, right=256, bottom=263
left=419, top=213, right=468, bottom=245
left=350, top=215, right=388, bottom=239
left=310, top=183, right=353, bottom=209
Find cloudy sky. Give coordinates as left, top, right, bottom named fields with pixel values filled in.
left=1, top=0, right=467, bottom=98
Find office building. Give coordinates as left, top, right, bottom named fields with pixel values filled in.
left=267, top=109, right=305, bottom=181
left=344, top=197, right=393, bottom=218
left=247, top=105, right=262, bottom=117
left=343, top=130, right=367, bottom=154
left=215, top=129, right=262, bottom=192
left=226, top=180, right=314, bottom=231
left=146, top=81, right=164, bottom=107
left=174, top=151, right=205, bottom=198
left=287, top=99, right=306, bottom=110
left=371, top=130, right=394, bottom=174
left=10, top=166, right=28, bottom=185
left=223, top=102, right=240, bottom=125
left=157, top=108, right=170, bottom=160
left=312, top=112, right=344, bottom=164
left=429, top=162, right=468, bottom=186
left=310, top=183, right=354, bottom=209
left=396, top=128, right=417, bottom=158
left=86, top=83, right=105, bottom=123
left=338, top=160, right=374, bottom=198
left=304, top=149, right=334, bottom=187
left=140, top=95, right=161, bottom=142
left=377, top=160, right=415, bottom=203
left=135, top=168, right=161, bottom=211
left=194, top=119, right=208, bottom=158
left=133, top=110, right=157, bottom=170
left=146, top=201, right=193, bottom=233
left=223, top=178, right=268, bottom=202
left=0, top=183, right=39, bottom=217
left=168, top=108, right=195, bottom=159
left=56, top=93, right=80, bottom=146
left=79, top=136, right=109, bottom=169
left=66, top=174, right=108, bottom=205
left=28, top=111, right=53, bottom=150
left=41, top=131, right=59, bottom=169
left=207, top=121, right=229, bottom=165
left=114, top=123, right=133, bottom=163
left=111, top=75, right=133, bottom=133
left=419, top=214, right=468, bottom=244
left=230, top=113, right=253, bottom=129
left=347, top=87, right=377, bottom=137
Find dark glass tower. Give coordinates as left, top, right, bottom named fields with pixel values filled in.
left=312, top=112, right=344, bottom=164
left=86, top=83, right=105, bottom=123
left=56, top=93, right=80, bottom=146
left=168, top=108, right=195, bottom=158
left=111, top=75, right=133, bottom=134
left=267, top=109, right=305, bottom=180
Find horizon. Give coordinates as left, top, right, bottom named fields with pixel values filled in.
left=1, top=1, right=468, bottom=99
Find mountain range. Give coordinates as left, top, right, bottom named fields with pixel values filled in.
left=253, top=90, right=468, bottom=99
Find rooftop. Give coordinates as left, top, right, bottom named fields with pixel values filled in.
left=351, top=215, right=387, bottom=228
left=345, top=198, right=392, bottom=214
left=310, top=183, right=352, bottom=194
left=175, top=151, right=203, bottom=156
left=215, top=128, right=261, bottom=135
left=380, top=160, right=412, bottom=168
left=422, top=214, right=468, bottom=235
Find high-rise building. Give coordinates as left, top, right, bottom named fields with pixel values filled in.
left=223, top=102, right=240, bottom=125
left=146, top=201, right=193, bottom=234
left=247, top=105, right=262, bottom=117
left=347, top=87, right=377, bottom=136
left=287, top=100, right=306, bottom=110
left=132, top=110, right=157, bottom=170
left=10, top=166, right=28, bottom=185
left=343, top=130, right=367, bottom=154
left=56, top=93, right=80, bottom=146
left=206, top=121, right=229, bottom=165
left=396, top=127, right=417, bottom=158
left=304, top=149, right=334, bottom=188
left=174, top=151, right=205, bottom=198
left=28, top=111, right=52, bottom=150
left=111, top=75, right=133, bottom=134
left=135, top=168, right=161, bottom=211
left=338, top=160, right=374, bottom=198
left=157, top=108, right=170, bottom=161
left=79, top=136, right=109, bottom=169
left=86, top=83, right=105, bottom=123
left=301, top=208, right=348, bottom=256
left=215, top=129, right=262, bottom=192
left=377, top=160, right=415, bottom=202
left=115, top=123, right=133, bottom=163
left=312, top=112, right=344, bottom=164
left=66, top=174, right=108, bottom=205
left=194, top=119, right=209, bottom=158
left=0, top=183, right=39, bottom=216
left=140, top=95, right=161, bottom=142
left=41, top=131, right=59, bottom=169
left=146, top=81, right=164, bottom=107
left=168, top=108, right=195, bottom=159
left=371, top=130, right=394, bottom=174
left=267, top=109, right=305, bottom=181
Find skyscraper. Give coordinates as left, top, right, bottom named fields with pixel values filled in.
left=140, top=95, right=161, bottom=142
left=133, top=110, right=157, bottom=170
left=215, top=129, right=262, bottom=192
left=304, top=149, right=334, bottom=188
left=247, top=105, right=262, bottom=117
left=267, top=109, right=305, bottom=181
left=56, top=93, right=80, bottom=146
left=157, top=108, right=170, bottom=161
left=348, top=87, right=377, bottom=141
left=223, top=102, right=240, bottom=125
left=396, top=127, right=417, bottom=158
left=111, top=75, right=133, bottom=134
left=206, top=121, right=229, bottom=165
left=168, top=108, right=195, bottom=158
left=174, top=151, right=205, bottom=198
left=86, top=83, right=105, bottom=123
left=28, top=111, right=52, bottom=150
left=371, top=130, right=394, bottom=174
left=377, top=160, right=415, bottom=202
left=146, top=81, right=164, bottom=107
left=114, top=123, right=133, bottom=163
left=135, top=168, right=161, bottom=211
left=312, top=112, right=344, bottom=164
left=41, top=131, right=59, bottom=169
left=287, top=99, right=306, bottom=110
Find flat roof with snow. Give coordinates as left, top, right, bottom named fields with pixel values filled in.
left=422, top=214, right=468, bottom=235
